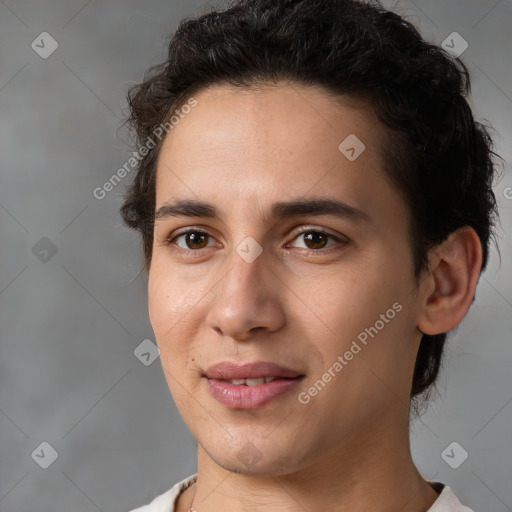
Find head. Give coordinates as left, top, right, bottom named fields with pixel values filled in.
left=120, top=0, right=499, bottom=475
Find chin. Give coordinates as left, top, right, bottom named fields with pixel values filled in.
left=212, top=452, right=299, bottom=477
left=200, top=436, right=304, bottom=477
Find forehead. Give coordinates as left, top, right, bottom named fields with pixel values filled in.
left=157, top=82, right=382, bottom=163
left=154, top=82, right=401, bottom=224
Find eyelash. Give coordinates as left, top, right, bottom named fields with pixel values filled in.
left=163, top=227, right=347, bottom=256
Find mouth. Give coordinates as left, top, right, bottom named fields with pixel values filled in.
left=204, top=360, right=303, bottom=380
left=203, top=361, right=305, bottom=409
left=219, top=376, right=295, bottom=385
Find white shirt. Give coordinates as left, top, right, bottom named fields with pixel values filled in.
left=128, top=474, right=476, bottom=512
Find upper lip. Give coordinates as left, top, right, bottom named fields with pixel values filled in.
left=204, top=361, right=304, bottom=380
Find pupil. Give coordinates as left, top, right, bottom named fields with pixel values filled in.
left=188, top=232, right=207, bottom=249
left=304, top=232, right=326, bottom=249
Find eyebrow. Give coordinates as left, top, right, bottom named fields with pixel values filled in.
left=154, top=198, right=371, bottom=224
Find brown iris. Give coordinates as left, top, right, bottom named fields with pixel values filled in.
left=185, top=232, right=209, bottom=249
left=302, top=231, right=329, bottom=250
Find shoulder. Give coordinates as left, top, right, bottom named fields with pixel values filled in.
left=128, top=474, right=197, bottom=512
left=428, top=482, right=476, bottom=512
left=128, top=476, right=476, bottom=512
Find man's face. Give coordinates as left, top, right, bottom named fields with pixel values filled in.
left=148, top=83, right=423, bottom=476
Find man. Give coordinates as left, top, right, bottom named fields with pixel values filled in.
left=121, top=1, right=500, bottom=510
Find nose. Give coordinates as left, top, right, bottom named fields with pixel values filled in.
left=205, top=242, right=286, bottom=341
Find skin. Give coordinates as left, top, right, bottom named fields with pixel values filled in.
left=147, top=82, right=482, bottom=512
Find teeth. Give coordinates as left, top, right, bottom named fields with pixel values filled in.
left=227, top=377, right=277, bottom=385
left=245, top=377, right=265, bottom=386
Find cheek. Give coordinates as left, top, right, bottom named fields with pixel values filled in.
left=308, top=252, right=414, bottom=362
left=148, top=270, right=199, bottom=406
left=148, top=273, right=172, bottom=336
left=147, top=265, right=194, bottom=353
left=305, top=262, right=394, bottom=330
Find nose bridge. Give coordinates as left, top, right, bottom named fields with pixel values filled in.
left=207, top=236, right=284, bottom=338
left=222, top=236, right=268, bottom=303
left=219, top=199, right=268, bottom=293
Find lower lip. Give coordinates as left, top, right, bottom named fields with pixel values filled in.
left=205, top=377, right=304, bottom=409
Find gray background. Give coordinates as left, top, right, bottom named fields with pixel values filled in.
left=0, top=1, right=511, bottom=511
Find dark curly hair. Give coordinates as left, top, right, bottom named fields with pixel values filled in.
left=120, top=0, right=500, bottom=411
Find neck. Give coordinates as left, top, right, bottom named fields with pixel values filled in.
left=184, top=417, right=439, bottom=512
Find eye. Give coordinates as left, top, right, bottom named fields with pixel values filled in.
left=165, top=229, right=217, bottom=251
left=163, top=227, right=347, bottom=255
left=287, top=228, right=345, bottom=252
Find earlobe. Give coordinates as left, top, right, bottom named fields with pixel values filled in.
left=417, top=226, right=483, bottom=336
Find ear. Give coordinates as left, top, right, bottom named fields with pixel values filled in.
left=417, top=226, right=483, bottom=335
